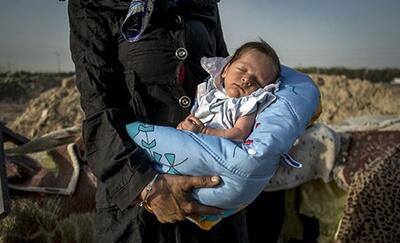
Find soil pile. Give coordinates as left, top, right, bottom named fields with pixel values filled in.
left=2, top=73, right=400, bottom=138
left=0, top=73, right=72, bottom=125
left=1, top=72, right=399, bottom=242
left=0, top=72, right=64, bottom=104
left=10, top=77, right=83, bottom=138
left=310, top=74, right=400, bottom=125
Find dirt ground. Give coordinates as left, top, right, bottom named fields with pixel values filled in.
left=8, top=77, right=83, bottom=138
left=311, top=74, right=400, bottom=125
left=1, top=71, right=399, bottom=242
left=0, top=103, right=25, bottom=124
left=1, top=72, right=400, bottom=138
left=0, top=72, right=74, bottom=131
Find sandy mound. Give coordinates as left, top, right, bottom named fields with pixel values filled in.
left=1, top=72, right=399, bottom=242
left=0, top=73, right=69, bottom=124
left=0, top=73, right=63, bottom=104
left=3, top=73, right=400, bottom=138
left=310, top=74, right=400, bottom=125
left=10, top=77, right=83, bottom=138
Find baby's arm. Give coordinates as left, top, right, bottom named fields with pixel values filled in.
left=203, top=113, right=256, bottom=141
left=178, top=113, right=256, bottom=141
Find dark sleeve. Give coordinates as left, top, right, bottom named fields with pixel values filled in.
left=68, top=1, right=156, bottom=210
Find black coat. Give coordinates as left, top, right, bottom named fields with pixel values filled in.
left=69, top=0, right=248, bottom=242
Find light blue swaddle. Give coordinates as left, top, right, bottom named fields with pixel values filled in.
left=126, top=64, right=320, bottom=229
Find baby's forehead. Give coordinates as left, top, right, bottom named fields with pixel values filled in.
left=236, top=50, right=272, bottom=64
left=236, top=53, right=274, bottom=70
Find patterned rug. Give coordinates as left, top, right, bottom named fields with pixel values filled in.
left=336, top=144, right=400, bottom=242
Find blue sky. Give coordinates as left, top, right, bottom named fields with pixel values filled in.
left=0, top=0, right=399, bottom=72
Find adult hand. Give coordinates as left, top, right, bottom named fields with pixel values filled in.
left=177, top=116, right=206, bottom=133
left=141, top=174, right=223, bottom=223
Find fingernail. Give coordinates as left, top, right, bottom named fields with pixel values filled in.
left=211, top=176, right=219, bottom=183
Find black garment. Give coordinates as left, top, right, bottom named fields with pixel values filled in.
left=68, top=0, right=248, bottom=242
left=246, top=191, right=285, bottom=243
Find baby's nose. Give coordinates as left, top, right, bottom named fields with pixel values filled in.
left=241, top=76, right=251, bottom=87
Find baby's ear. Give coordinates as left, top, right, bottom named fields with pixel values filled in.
left=221, top=63, right=230, bottom=79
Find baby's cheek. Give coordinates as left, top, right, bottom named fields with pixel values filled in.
left=246, top=87, right=258, bottom=95
left=226, top=87, right=241, bottom=98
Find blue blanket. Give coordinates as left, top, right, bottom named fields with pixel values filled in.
left=126, top=65, right=320, bottom=229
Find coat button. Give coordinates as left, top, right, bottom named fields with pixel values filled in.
left=179, top=96, right=191, bottom=108
left=175, top=48, right=188, bottom=60
left=175, top=15, right=182, bottom=26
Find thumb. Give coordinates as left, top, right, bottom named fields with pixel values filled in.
left=185, top=175, right=221, bottom=190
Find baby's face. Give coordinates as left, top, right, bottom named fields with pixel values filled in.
left=221, top=50, right=276, bottom=98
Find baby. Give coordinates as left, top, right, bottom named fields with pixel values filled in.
left=126, top=40, right=299, bottom=230
left=177, top=39, right=281, bottom=141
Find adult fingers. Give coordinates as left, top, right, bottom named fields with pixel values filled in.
left=181, top=201, right=223, bottom=216
left=157, top=210, right=186, bottom=223
left=182, top=175, right=220, bottom=190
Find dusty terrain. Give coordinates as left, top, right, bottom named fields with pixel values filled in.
left=8, top=76, right=83, bottom=138
left=0, top=72, right=400, bottom=242
left=2, top=72, right=400, bottom=138
left=311, top=74, right=400, bottom=125
left=0, top=73, right=68, bottom=125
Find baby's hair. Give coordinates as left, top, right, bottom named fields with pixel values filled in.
left=229, top=38, right=281, bottom=83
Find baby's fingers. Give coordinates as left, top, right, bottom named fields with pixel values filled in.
left=188, top=116, right=203, bottom=126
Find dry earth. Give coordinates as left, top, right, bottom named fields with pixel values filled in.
left=1, top=72, right=400, bottom=242
left=311, top=74, right=400, bottom=124
left=2, top=73, right=400, bottom=138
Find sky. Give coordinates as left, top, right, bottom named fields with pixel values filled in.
left=0, top=0, right=399, bottom=72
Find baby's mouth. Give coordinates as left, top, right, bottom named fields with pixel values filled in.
left=233, top=83, right=245, bottom=94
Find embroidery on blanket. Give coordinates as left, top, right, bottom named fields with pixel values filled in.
left=130, top=122, right=188, bottom=174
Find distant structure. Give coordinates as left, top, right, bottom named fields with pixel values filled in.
left=363, top=68, right=368, bottom=80
left=55, top=51, right=61, bottom=73
left=392, top=77, right=400, bottom=85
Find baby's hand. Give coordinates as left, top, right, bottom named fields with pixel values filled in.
left=177, top=116, right=205, bottom=133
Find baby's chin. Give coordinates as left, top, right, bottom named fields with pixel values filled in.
left=226, top=88, right=242, bottom=98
